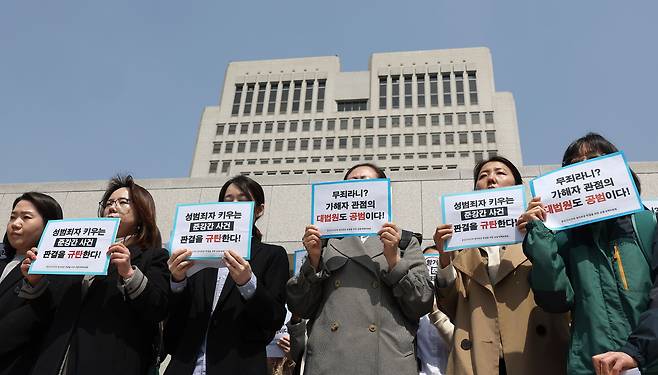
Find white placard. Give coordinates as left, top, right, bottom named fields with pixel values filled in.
left=529, top=152, right=643, bottom=231
left=293, top=249, right=306, bottom=276
left=29, top=218, right=120, bottom=275
left=424, top=254, right=440, bottom=279
left=644, top=199, right=658, bottom=215
left=169, top=202, right=254, bottom=260
left=441, top=186, right=526, bottom=251
left=266, top=309, right=292, bottom=358
left=311, top=178, right=391, bottom=238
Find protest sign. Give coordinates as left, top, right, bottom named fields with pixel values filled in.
left=293, top=249, right=306, bottom=276
left=311, top=178, right=391, bottom=238
left=424, top=254, right=440, bottom=279
left=29, top=218, right=120, bottom=275
left=441, top=186, right=526, bottom=251
left=170, top=201, right=254, bottom=260
left=529, top=152, right=643, bottom=231
left=643, top=200, right=658, bottom=215
left=266, top=308, right=292, bottom=358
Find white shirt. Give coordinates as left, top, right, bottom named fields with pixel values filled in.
left=436, top=246, right=502, bottom=287
left=417, top=314, right=449, bottom=375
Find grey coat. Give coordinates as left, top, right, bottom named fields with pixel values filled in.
left=286, top=235, right=433, bottom=375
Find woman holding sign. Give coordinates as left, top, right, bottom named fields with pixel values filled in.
left=0, top=192, right=62, bottom=375
left=521, top=133, right=657, bottom=374
left=19, top=175, right=170, bottom=375
left=433, top=156, right=570, bottom=375
left=287, top=163, right=434, bottom=375
left=164, top=175, right=289, bottom=375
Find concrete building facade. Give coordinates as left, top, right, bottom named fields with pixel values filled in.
left=190, top=47, right=523, bottom=178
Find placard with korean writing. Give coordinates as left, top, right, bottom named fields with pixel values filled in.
left=643, top=200, right=658, bottom=215
left=169, top=201, right=254, bottom=260
left=266, top=308, right=292, bottom=358
left=529, top=152, right=643, bottom=231
left=293, top=249, right=306, bottom=276
left=424, top=254, right=440, bottom=279
left=29, top=218, right=120, bottom=275
left=311, top=178, right=391, bottom=238
left=441, top=185, right=526, bottom=251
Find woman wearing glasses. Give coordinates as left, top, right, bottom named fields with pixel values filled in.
left=20, top=175, right=169, bottom=375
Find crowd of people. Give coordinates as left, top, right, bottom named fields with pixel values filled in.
left=0, top=132, right=656, bottom=375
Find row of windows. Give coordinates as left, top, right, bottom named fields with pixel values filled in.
left=216, top=112, right=494, bottom=136
left=232, top=80, right=326, bottom=117
left=213, top=131, right=496, bottom=154
left=378, top=71, right=478, bottom=110
left=208, top=150, right=497, bottom=174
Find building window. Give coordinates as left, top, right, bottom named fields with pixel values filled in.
left=486, top=130, right=496, bottom=143
left=228, top=124, right=237, bottom=135
left=327, top=119, right=335, bottom=131
left=265, top=122, right=273, bottom=133
left=391, top=116, right=400, bottom=127
left=243, top=84, right=255, bottom=115
left=337, top=100, right=368, bottom=112
left=216, top=124, right=225, bottom=135
left=247, top=159, right=256, bottom=165
left=417, top=74, right=425, bottom=107
left=418, top=115, right=426, bottom=127
left=352, top=137, right=361, bottom=148
left=455, top=72, right=465, bottom=106
left=442, top=73, right=451, bottom=106
left=225, top=142, right=234, bottom=153
left=280, top=82, right=290, bottom=114
left=275, top=139, right=284, bottom=152
left=260, top=159, right=269, bottom=165
left=311, top=157, right=321, bottom=163
left=365, top=136, right=373, bottom=148
left=472, top=131, right=482, bottom=144
left=353, top=118, right=361, bottom=129
left=391, top=135, right=400, bottom=147
left=445, top=133, right=454, bottom=145
left=460, top=151, right=469, bottom=158
left=485, top=111, right=494, bottom=124
left=365, top=117, right=374, bottom=129
left=237, top=141, right=246, bottom=153
left=488, top=150, right=498, bottom=158
left=268, top=82, right=278, bottom=114
left=232, top=84, right=243, bottom=116
left=457, top=113, right=466, bottom=125
left=391, top=76, right=400, bottom=109
left=252, top=122, right=261, bottom=134
left=277, top=121, right=286, bottom=133
left=240, top=123, right=249, bottom=134
left=324, top=156, right=334, bottom=162
left=339, top=137, right=347, bottom=149
left=474, top=151, right=484, bottom=163
left=287, top=139, right=297, bottom=151
left=221, top=161, right=231, bottom=173
left=313, top=138, right=322, bottom=150
left=286, top=158, right=294, bottom=164
left=404, top=153, right=414, bottom=160
left=431, top=115, right=440, bottom=126
left=404, top=116, right=413, bottom=127
left=212, top=142, right=222, bottom=154
left=378, top=117, right=387, bottom=128
left=431, top=133, right=441, bottom=145
left=391, top=154, right=401, bottom=160
left=250, top=140, right=259, bottom=152
left=459, top=132, right=468, bottom=144
left=273, top=158, right=282, bottom=164
left=313, top=120, right=322, bottom=131
left=418, top=134, right=427, bottom=146
left=429, top=74, right=439, bottom=107
left=379, top=76, right=387, bottom=109
left=304, top=80, right=314, bottom=113
left=404, top=75, right=413, bottom=108
left=317, top=80, right=326, bottom=113
left=255, top=83, right=266, bottom=115
left=446, top=152, right=455, bottom=158
left=405, top=134, right=413, bottom=147
left=364, top=154, right=374, bottom=161
left=302, top=120, right=310, bottom=132
left=468, top=71, right=478, bottom=105
left=291, top=80, right=302, bottom=113
left=378, top=135, right=387, bottom=147
left=340, top=118, right=348, bottom=130
left=444, top=114, right=453, bottom=126
left=289, top=121, right=298, bottom=132
left=262, top=140, right=271, bottom=152
left=300, top=138, right=309, bottom=150
left=471, top=112, right=480, bottom=125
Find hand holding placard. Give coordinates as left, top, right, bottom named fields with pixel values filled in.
left=168, top=248, right=193, bottom=282
left=20, top=248, right=41, bottom=286
left=378, top=223, right=401, bottom=270
left=302, top=224, right=322, bottom=270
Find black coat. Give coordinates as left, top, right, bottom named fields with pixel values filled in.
left=164, top=239, right=289, bottom=375
left=0, top=256, right=46, bottom=375
left=27, top=246, right=170, bottom=375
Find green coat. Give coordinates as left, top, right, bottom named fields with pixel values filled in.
left=523, top=212, right=655, bottom=374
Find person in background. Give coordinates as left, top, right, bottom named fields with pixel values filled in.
left=0, top=192, right=63, bottom=375
left=435, top=156, right=569, bottom=375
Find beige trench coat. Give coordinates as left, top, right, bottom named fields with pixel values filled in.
left=436, top=244, right=570, bottom=375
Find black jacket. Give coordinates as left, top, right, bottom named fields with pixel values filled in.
left=27, top=246, right=170, bottom=375
left=164, top=239, right=289, bottom=375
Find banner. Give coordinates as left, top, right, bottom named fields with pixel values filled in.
left=293, top=249, right=306, bottom=276
left=643, top=200, right=658, bottom=215
left=170, top=202, right=254, bottom=260
left=529, top=152, right=642, bottom=230
left=441, top=186, right=526, bottom=251
left=29, top=218, right=120, bottom=275
left=311, top=178, right=391, bottom=238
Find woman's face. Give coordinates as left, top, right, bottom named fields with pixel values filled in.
left=475, top=161, right=517, bottom=190
left=223, top=183, right=264, bottom=219
left=102, top=187, right=138, bottom=238
left=7, top=200, right=45, bottom=254
left=346, top=166, right=380, bottom=180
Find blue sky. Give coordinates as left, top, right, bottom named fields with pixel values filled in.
left=1, top=1, right=656, bottom=183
